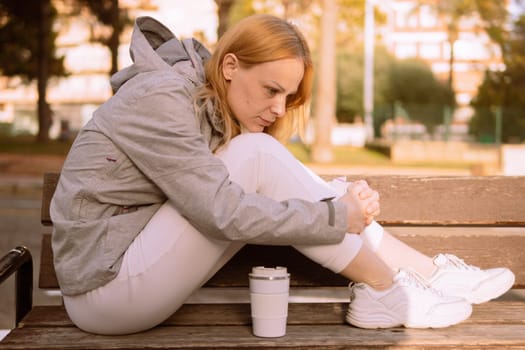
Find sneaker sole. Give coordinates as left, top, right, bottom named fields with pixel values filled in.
left=346, top=301, right=472, bottom=329
left=404, top=303, right=472, bottom=329
left=346, top=308, right=402, bottom=329
left=468, top=269, right=515, bottom=304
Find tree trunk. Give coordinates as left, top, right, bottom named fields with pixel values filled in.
left=311, top=0, right=337, bottom=163
left=109, top=0, right=120, bottom=76
left=447, top=26, right=458, bottom=92
left=448, top=38, right=455, bottom=91
left=215, top=0, right=235, bottom=39
left=363, top=0, right=375, bottom=141
left=37, top=0, right=52, bottom=143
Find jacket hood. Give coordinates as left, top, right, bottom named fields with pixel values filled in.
left=110, top=16, right=211, bottom=92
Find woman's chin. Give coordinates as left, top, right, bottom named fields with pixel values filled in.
left=245, top=126, right=264, bottom=133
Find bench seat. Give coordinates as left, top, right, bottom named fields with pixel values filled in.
left=1, top=173, right=524, bottom=349
left=2, top=301, right=524, bottom=349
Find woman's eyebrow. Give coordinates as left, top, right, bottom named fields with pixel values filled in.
left=269, top=80, right=297, bottom=95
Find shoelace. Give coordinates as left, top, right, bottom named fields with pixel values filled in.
left=440, top=254, right=480, bottom=271
left=397, top=269, right=445, bottom=297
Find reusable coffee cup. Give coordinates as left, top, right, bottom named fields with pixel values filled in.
left=248, top=266, right=290, bottom=338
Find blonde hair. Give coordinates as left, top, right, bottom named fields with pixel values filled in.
left=196, top=14, right=313, bottom=151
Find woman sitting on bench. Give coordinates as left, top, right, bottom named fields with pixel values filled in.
left=50, top=14, right=515, bottom=335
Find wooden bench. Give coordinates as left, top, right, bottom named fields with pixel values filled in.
left=1, top=172, right=524, bottom=349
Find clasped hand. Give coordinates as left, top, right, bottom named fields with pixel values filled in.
left=337, top=180, right=380, bottom=233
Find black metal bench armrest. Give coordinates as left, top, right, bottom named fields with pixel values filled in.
left=0, top=246, right=33, bottom=325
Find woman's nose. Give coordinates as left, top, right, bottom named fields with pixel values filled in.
left=270, top=97, right=286, bottom=118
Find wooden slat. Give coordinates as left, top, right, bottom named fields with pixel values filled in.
left=41, top=172, right=59, bottom=226
left=4, top=324, right=525, bottom=349
left=344, top=175, right=525, bottom=226
left=39, top=233, right=525, bottom=289
left=20, top=302, right=525, bottom=329
left=206, top=235, right=525, bottom=288
left=41, top=173, right=525, bottom=226
left=20, top=304, right=341, bottom=328
left=38, top=234, right=57, bottom=289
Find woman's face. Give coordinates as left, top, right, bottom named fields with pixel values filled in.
left=222, top=54, right=304, bottom=133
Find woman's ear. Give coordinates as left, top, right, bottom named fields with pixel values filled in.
left=222, top=53, right=238, bottom=81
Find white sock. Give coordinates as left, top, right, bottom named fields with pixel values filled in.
left=361, top=221, right=384, bottom=252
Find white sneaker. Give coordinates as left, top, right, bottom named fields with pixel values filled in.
left=346, top=269, right=472, bottom=329
left=426, top=254, right=515, bottom=304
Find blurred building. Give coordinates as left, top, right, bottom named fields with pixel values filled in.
left=0, top=0, right=216, bottom=138
left=0, top=0, right=510, bottom=138
left=379, top=0, right=506, bottom=124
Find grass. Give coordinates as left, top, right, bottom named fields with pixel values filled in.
left=287, top=142, right=473, bottom=170
left=0, top=135, right=73, bottom=155
left=287, top=142, right=391, bottom=166
left=0, top=135, right=472, bottom=171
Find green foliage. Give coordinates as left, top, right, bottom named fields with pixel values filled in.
left=414, top=0, right=508, bottom=89
left=470, top=71, right=525, bottom=143
left=475, top=0, right=509, bottom=45
left=469, top=14, right=525, bottom=143
left=71, top=0, right=132, bottom=76
left=228, top=0, right=257, bottom=27
left=73, top=0, right=132, bottom=41
left=386, top=58, right=455, bottom=133
left=77, top=0, right=118, bottom=25
left=336, top=50, right=364, bottom=123
left=335, top=47, right=452, bottom=134
left=0, top=0, right=66, bottom=81
left=335, top=45, right=394, bottom=123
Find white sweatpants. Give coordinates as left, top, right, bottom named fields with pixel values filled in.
left=63, top=133, right=384, bottom=335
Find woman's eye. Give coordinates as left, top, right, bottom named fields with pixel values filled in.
left=266, top=87, right=279, bottom=96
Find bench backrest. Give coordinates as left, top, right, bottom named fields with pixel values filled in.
left=39, top=173, right=525, bottom=290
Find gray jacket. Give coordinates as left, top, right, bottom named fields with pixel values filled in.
left=50, top=16, right=347, bottom=296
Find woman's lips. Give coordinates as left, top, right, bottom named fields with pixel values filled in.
left=258, top=116, right=274, bottom=127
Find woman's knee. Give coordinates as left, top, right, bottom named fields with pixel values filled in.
left=216, top=133, right=290, bottom=177
left=226, top=132, right=285, bottom=156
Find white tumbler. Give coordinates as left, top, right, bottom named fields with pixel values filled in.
left=249, top=266, right=290, bottom=337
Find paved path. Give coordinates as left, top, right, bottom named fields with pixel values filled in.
left=0, top=195, right=62, bottom=330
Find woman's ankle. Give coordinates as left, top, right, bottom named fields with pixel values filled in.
left=341, top=245, right=395, bottom=291
left=365, top=278, right=394, bottom=291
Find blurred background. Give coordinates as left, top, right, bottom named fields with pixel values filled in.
left=0, top=0, right=524, bottom=173
left=1, top=0, right=525, bottom=336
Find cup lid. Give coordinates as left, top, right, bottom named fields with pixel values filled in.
left=249, top=266, right=290, bottom=280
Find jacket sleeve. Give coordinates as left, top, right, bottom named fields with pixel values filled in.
left=96, top=78, right=348, bottom=245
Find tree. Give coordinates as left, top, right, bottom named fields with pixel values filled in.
left=335, top=47, right=454, bottom=137
left=224, top=0, right=315, bottom=33
left=0, top=0, right=66, bottom=142
left=470, top=14, right=525, bottom=143
left=37, top=0, right=52, bottom=142
left=215, top=0, right=236, bottom=38
left=336, top=50, right=365, bottom=123
left=414, top=0, right=508, bottom=91
left=72, top=0, right=131, bottom=77
left=386, top=58, right=455, bottom=135
left=336, top=45, right=394, bottom=124
left=281, top=0, right=314, bottom=19
left=311, top=0, right=337, bottom=163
